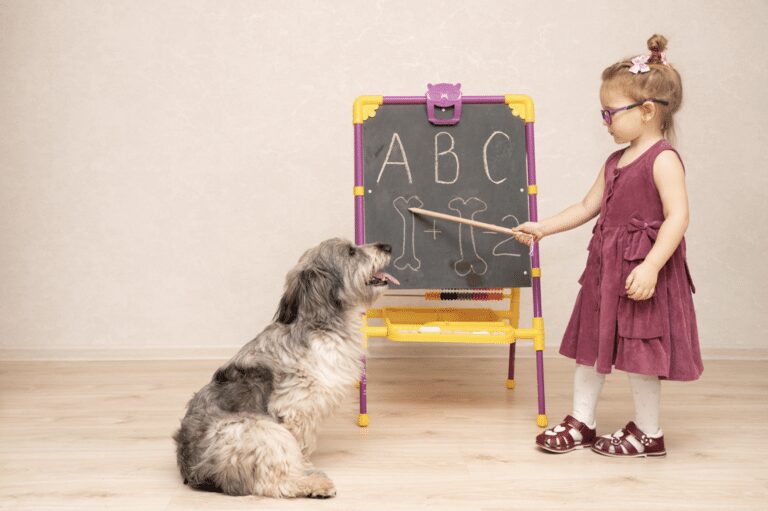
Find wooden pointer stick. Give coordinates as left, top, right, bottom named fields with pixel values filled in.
left=408, top=207, right=535, bottom=245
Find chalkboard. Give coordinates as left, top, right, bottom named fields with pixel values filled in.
left=360, top=101, right=532, bottom=290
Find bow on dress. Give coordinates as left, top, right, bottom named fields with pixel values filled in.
left=624, top=218, right=663, bottom=260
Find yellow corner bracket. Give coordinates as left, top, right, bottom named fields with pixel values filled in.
left=505, top=94, right=535, bottom=123
left=353, top=96, right=384, bottom=124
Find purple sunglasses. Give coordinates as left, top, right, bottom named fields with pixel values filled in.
left=601, top=98, right=669, bottom=125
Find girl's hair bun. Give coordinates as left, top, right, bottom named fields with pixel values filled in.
left=647, top=34, right=668, bottom=63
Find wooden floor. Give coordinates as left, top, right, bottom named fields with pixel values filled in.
left=1, top=355, right=766, bottom=511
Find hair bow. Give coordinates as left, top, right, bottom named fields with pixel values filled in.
left=629, top=54, right=650, bottom=74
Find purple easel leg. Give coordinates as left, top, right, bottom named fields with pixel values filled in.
left=359, top=355, right=368, bottom=418
left=532, top=275, right=546, bottom=423
left=526, top=121, right=547, bottom=426
left=507, top=343, right=516, bottom=388
left=354, top=123, right=369, bottom=426
left=536, top=350, right=545, bottom=415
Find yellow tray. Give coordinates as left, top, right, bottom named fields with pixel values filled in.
left=364, top=306, right=517, bottom=345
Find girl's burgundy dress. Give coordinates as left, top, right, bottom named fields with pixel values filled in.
left=560, top=139, right=703, bottom=381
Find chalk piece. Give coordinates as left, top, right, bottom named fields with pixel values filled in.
left=418, top=326, right=442, bottom=333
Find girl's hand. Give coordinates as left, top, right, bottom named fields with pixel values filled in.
left=513, top=222, right=545, bottom=247
left=625, top=262, right=659, bottom=301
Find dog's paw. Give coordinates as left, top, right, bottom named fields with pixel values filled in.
left=305, top=473, right=336, bottom=499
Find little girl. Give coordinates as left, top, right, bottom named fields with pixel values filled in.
left=516, top=35, right=703, bottom=457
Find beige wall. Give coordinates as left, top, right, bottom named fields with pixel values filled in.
left=1, top=0, right=766, bottom=354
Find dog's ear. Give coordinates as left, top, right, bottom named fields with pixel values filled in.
left=274, top=267, right=342, bottom=325
left=212, top=365, right=234, bottom=384
left=274, top=269, right=301, bottom=324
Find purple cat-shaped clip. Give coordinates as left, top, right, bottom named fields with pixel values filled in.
left=426, top=83, right=462, bottom=125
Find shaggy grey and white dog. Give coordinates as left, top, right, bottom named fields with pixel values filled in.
left=174, top=238, right=396, bottom=498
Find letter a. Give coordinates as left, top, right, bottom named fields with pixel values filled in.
left=377, top=133, right=413, bottom=184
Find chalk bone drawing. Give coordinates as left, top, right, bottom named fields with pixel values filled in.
left=393, top=195, right=424, bottom=271
left=449, top=197, right=488, bottom=276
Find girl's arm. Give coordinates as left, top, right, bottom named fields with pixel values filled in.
left=516, top=164, right=605, bottom=242
left=625, top=150, right=689, bottom=300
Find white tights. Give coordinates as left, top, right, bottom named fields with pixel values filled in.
left=551, top=364, right=662, bottom=442
left=627, top=370, right=661, bottom=436
left=571, top=363, right=605, bottom=428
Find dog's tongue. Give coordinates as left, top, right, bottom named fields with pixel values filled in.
left=374, top=271, right=400, bottom=286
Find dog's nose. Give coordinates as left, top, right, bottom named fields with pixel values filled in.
left=376, top=243, right=392, bottom=254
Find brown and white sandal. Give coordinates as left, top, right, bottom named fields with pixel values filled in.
left=535, top=415, right=597, bottom=453
left=592, top=421, right=666, bottom=458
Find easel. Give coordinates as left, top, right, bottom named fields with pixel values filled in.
left=352, top=87, right=547, bottom=428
